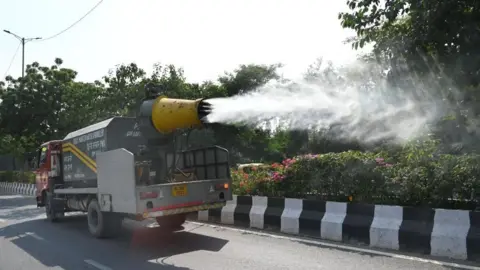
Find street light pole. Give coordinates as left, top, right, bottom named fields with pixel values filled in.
left=21, top=38, right=25, bottom=77
left=3, top=30, right=42, bottom=77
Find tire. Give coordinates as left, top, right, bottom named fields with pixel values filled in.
left=87, top=199, right=123, bottom=238
left=155, top=214, right=186, bottom=230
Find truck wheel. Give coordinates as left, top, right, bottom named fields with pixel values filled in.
left=155, top=214, right=186, bottom=230
left=87, top=199, right=123, bottom=238
left=45, top=196, right=56, bottom=222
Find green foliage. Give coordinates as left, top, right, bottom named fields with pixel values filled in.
left=0, top=171, right=35, bottom=184
left=338, top=0, right=480, bottom=155
left=232, top=140, right=479, bottom=209
left=231, top=162, right=305, bottom=198
left=218, top=64, right=281, bottom=96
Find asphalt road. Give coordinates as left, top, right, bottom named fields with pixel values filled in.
left=1, top=193, right=479, bottom=270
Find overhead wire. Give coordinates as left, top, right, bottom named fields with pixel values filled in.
left=35, top=0, right=104, bottom=42
left=2, top=41, right=21, bottom=79
left=2, top=1, right=103, bottom=80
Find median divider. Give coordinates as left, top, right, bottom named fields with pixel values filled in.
left=191, top=195, right=480, bottom=262
left=1, top=182, right=479, bottom=262
left=0, top=182, right=36, bottom=196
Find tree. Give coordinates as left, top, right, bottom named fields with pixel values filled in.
left=101, top=63, right=147, bottom=117
left=339, top=0, right=480, bottom=85
left=1, top=59, right=78, bottom=145
left=219, top=64, right=282, bottom=96
left=338, top=0, right=480, bottom=153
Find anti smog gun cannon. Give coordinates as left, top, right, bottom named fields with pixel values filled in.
left=31, top=84, right=232, bottom=238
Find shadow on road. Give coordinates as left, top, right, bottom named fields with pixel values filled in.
left=0, top=213, right=228, bottom=270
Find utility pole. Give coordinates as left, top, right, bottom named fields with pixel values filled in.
left=3, top=30, right=42, bottom=77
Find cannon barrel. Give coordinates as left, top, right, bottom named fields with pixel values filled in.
left=150, top=96, right=211, bottom=134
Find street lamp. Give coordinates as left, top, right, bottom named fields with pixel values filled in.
left=3, top=29, right=42, bottom=77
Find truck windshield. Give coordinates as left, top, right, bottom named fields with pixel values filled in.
left=39, top=147, right=47, bottom=167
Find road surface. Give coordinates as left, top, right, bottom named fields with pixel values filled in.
left=1, top=193, right=479, bottom=270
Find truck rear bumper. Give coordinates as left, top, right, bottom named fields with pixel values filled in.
left=142, top=201, right=226, bottom=218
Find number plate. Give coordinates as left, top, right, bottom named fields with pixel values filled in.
left=172, top=184, right=188, bottom=197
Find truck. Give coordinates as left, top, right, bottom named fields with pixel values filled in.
left=31, top=88, right=232, bottom=238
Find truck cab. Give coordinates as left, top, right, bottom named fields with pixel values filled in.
left=32, top=140, right=62, bottom=207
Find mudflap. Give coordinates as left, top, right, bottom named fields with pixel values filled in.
left=36, top=196, right=45, bottom=207
left=36, top=189, right=45, bottom=207
left=46, top=194, right=66, bottom=219
left=51, top=197, right=65, bottom=213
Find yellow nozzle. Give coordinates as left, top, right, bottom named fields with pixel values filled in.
left=150, top=96, right=210, bottom=134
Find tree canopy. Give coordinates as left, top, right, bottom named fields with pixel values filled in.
left=339, top=0, right=480, bottom=153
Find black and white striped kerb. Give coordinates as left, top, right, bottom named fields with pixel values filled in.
left=195, top=195, right=480, bottom=262
left=0, top=182, right=36, bottom=196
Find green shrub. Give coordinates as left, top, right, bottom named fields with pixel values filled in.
left=0, top=171, right=35, bottom=184
left=230, top=139, right=480, bottom=209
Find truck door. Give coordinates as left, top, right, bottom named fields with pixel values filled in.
left=34, top=146, right=49, bottom=200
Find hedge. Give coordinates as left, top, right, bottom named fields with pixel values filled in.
left=231, top=142, right=480, bottom=210
left=0, top=171, right=35, bottom=184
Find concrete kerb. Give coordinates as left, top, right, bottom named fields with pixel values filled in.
left=192, top=195, right=480, bottom=262
left=0, top=181, right=36, bottom=197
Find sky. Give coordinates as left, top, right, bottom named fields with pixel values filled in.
left=0, top=0, right=361, bottom=84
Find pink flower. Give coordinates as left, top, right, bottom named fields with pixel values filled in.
left=272, top=172, right=285, bottom=182
left=282, top=158, right=296, bottom=168
left=272, top=163, right=283, bottom=169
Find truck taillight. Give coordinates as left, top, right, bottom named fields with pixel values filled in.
left=215, top=183, right=229, bottom=190
left=139, top=191, right=158, bottom=200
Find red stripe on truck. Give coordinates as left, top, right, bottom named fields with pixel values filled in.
left=147, top=201, right=203, bottom=212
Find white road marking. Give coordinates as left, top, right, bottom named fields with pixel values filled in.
left=147, top=223, right=159, bottom=228
left=187, top=221, right=480, bottom=270
left=84, top=259, right=112, bottom=270
left=25, top=232, right=44, bottom=241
